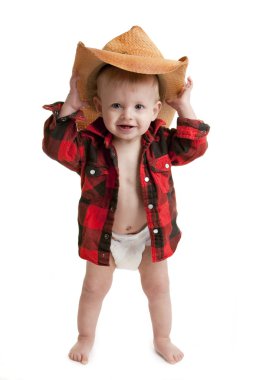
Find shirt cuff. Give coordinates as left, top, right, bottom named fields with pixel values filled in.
left=43, top=102, right=84, bottom=123
left=176, top=117, right=210, bottom=140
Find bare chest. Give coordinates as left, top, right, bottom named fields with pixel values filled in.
left=116, top=150, right=141, bottom=187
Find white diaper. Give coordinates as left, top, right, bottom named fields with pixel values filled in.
left=110, top=225, right=151, bottom=270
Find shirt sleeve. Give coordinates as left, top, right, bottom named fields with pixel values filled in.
left=42, top=102, right=86, bottom=174
left=168, top=117, right=210, bottom=166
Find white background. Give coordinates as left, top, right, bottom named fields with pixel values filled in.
left=0, top=0, right=252, bottom=379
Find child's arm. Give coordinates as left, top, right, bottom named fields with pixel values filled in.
left=165, top=77, right=210, bottom=166
left=42, top=74, right=86, bottom=174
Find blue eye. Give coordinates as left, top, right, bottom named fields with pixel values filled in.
left=111, top=103, right=121, bottom=109
left=135, top=104, right=144, bottom=110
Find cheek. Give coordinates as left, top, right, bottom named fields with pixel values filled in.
left=102, top=110, right=112, bottom=122
left=103, top=108, right=116, bottom=118
left=139, top=122, right=150, bottom=134
left=102, top=112, right=117, bottom=131
left=141, top=110, right=155, bottom=123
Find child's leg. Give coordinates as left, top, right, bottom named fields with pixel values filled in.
left=69, top=255, right=116, bottom=364
left=138, top=246, right=184, bottom=364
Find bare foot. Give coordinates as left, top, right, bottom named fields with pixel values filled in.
left=68, top=336, right=94, bottom=365
left=154, top=337, right=184, bottom=364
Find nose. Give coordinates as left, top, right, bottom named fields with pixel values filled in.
left=120, top=107, right=133, bottom=121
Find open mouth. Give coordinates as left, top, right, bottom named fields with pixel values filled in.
left=117, top=125, right=135, bottom=130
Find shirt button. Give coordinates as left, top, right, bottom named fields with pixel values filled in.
left=148, top=204, right=154, bottom=209
left=61, top=117, right=67, bottom=122
left=90, top=169, right=96, bottom=175
left=145, top=177, right=150, bottom=182
left=153, top=228, right=159, bottom=234
left=110, top=206, right=115, bottom=212
left=104, top=233, right=110, bottom=239
left=165, top=163, right=170, bottom=168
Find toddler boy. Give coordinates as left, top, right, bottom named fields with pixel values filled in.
left=43, top=26, right=210, bottom=365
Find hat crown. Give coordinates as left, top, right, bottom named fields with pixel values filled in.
left=103, top=26, right=164, bottom=58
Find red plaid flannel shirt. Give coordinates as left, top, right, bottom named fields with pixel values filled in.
left=42, top=102, right=210, bottom=266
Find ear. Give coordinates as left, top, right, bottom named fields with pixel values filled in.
left=151, top=101, right=162, bottom=121
left=93, top=96, right=102, bottom=113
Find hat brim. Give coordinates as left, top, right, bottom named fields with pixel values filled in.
left=73, top=42, right=188, bottom=129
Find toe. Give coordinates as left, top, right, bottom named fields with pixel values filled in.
left=175, top=352, right=184, bottom=362
left=81, top=354, right=88, bottom=364
left=168, top=354, right=176, bottom=364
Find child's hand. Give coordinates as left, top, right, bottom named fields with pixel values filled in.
left=65, top=72, right=85, bottom=111
left=59, top=72, right=85, bottom=118
left=165, top=76, right=196, bottom=119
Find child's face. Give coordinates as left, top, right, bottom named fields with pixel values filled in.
left=93, top=76, right=162, bottom=143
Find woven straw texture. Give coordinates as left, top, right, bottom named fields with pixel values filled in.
left=72, top=26, right=188, bottom=129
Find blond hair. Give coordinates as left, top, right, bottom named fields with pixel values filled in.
left=88, top=64, right=165, bottom=109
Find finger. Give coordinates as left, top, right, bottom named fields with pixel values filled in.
left=186, top=76, right=193, bottom=87
left=72, top=69, right=80, bottom=78
left=70, top=71, right=80, bottom=83
left=178, top=86, right=186, bottom=96
left=70, top=75, right=80, bottom=90
left=69, top=74, right=76, bottom=87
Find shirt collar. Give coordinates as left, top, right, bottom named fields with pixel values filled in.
left=83, top=117, right=166, bottom=149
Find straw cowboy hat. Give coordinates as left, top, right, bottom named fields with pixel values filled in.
left=72, top=26, right=188, bottom=129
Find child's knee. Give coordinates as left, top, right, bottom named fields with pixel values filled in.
left=141, top=275, right=169, bottom=299
left=82, top=276, right=112, bottom=298
left=82, top=262, right=114, bottom=298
